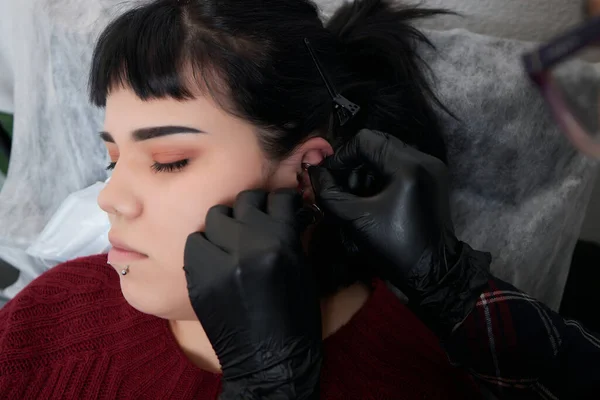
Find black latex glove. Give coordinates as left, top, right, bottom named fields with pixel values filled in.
left=184, top=189, right=322, bottom=400
left=309, top=129, right=491, bottom=338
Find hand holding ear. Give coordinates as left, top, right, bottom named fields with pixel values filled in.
left=308, top=129, right=455, bottom=287
left=308, top=129, right=491, bottom=338
left=184, top=188, right=322, bottom=399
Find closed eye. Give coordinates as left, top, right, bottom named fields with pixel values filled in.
left=105, top=159, right=190, bottom=173
left=151, top=159, right=189, bottom=173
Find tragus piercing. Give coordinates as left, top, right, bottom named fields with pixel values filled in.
left=298, top=163, right=312, bottom=195
left=309, top=203, right=323, bottom=216
left=307, top=203, right=324, bottom=224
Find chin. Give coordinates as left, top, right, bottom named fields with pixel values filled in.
left=119, top=280, right=194, bottom=321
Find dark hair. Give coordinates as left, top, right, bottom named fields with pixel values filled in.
left=90, top=0, right=450, bottom=295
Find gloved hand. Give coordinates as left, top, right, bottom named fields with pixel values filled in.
left=184, top=189, right=322, bottom=400
left=308, top=129, right=491, bottom=338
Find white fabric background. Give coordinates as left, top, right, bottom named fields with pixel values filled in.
left=0, top=0, right=124, bottom=293
left=318, top=0, right=585, bottom=42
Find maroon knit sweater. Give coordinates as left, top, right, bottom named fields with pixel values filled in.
left=0, top=255, right=478, bottom=399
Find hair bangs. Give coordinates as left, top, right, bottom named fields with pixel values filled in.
left=88, top=3, right=219, bottom=107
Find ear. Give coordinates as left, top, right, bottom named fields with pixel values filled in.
left=267, top=137, right=333, bottom=202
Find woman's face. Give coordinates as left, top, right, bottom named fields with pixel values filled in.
left=98, top=87, right=327, bottom=320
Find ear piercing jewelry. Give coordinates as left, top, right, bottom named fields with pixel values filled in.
left=297, top=162, right=324, bottom=223
left=298, top=163, right=313, bottom=195
left=297, top=163, right=313, bottom=196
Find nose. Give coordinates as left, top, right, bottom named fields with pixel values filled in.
left=98, top=164, right=142, bottom=219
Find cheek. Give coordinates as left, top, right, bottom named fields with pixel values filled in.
left=122, top=147, right=268, bottom=319
left=147, top=154, right=269, bottom=260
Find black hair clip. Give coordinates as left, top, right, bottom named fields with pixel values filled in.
left=304, top=38, right=360, bottom=127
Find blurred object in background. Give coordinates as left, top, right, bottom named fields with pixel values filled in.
left=0, top=112, right=11, bottom=190
left=0, top=113, right=11, bottom=161
left=523, top=17, right=600, bottom=159
left=0, top=0, right=14, bottom=191
left=587, top=0, right=600, bottom=18
left=0, top=0, right=13, bottom=116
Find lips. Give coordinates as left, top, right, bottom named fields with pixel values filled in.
left=108, top=235, right=144, bottom=254
left=108, top=235, right=148, bottom=265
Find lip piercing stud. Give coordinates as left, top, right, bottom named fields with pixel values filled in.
left=121, top=265, right=130, bottom=276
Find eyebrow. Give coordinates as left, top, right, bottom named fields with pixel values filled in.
left=99, top=126, right=205, bottom=143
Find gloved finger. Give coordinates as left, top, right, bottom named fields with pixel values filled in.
left=233, top=189, right=268, bottom=223
left=267, top=188, right=303, bottom=228
left=184, top=231, right=232, bottom=301
left=308, top=165, right=365, bottom=221
left=323, top=129, right=393, bottom=174
left=345, top=165, right=383, bottom=197
left=295, top=206, right=321, bottom=232
left=422, top=154, right=449, bottom=183
left=324, top=129, right=418, bottom=178
left=204, top=204, right=243, bottom=254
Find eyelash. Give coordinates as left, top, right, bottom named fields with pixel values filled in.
left=106, top=159, right=190, bottom=173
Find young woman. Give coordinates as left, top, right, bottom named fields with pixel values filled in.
left=0, top=0, right=480, bottom=398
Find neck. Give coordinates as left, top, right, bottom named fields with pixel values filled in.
left=170, top=282, right=371, bottom=373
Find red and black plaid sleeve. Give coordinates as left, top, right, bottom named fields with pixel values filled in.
left=444, top=278, right=600, bottom=399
